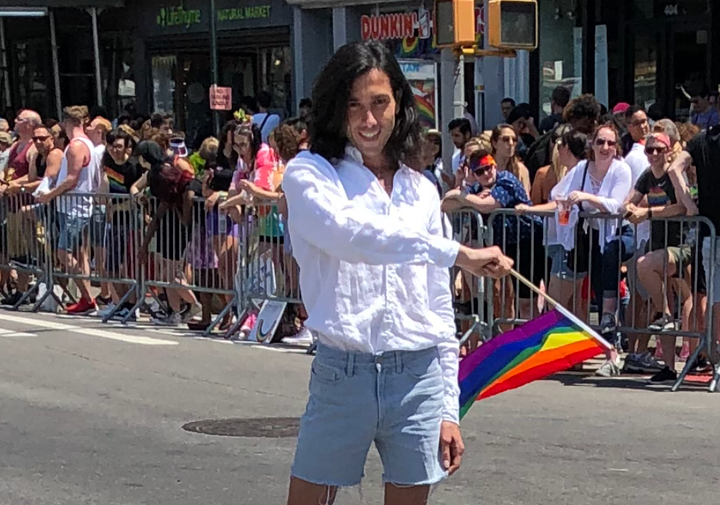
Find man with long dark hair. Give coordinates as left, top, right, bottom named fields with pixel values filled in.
left=283, top=41, right=512, bottom=505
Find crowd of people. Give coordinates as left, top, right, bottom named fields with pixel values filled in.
left=2, top=71, right=720, bottom=385
left=434, top=87, right=719, bottom=385
left=0, top=95, right=314, bottom=343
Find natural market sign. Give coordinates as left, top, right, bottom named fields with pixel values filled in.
left=217, top=5, right=271, bottom=21
left=155, top=4, right=272, bottom=28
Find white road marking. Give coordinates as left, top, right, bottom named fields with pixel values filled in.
left=0, top=314, right=177, bottom=346
left=0, top=314, right=74, bottom=330
left=73, top=328, right=178, bottom=346
left=0, top=332, right=38, bottom=338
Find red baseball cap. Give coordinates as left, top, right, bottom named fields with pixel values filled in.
left=612, top=102, right=630, bottom=115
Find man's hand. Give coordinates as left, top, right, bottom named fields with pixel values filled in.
left=34, top=191, right=53, bottom=205
left=440, top=421, right=464, bottom=475
left=627, top=207, right=649, bottom=224
left=204, top=191, right=220, bottom=211
left=455, top=245, right=514, bottom=279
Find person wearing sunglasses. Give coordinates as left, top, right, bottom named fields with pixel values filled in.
left=625, top=133, right=689, bottom=384
left=443, top=149, right=545, bottom=322
left=558, top=123, right=634, bottom=375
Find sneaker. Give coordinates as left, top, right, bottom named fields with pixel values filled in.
left=649, top=315, right=677, bottom=332
left=152, top=312, right=182, bottom=326
left=649, top=366, right=678, bottom=384
left=599, top=312, right=617, bottom=336
left=181, top=303, right=202, bottom=324
left=94, top=295, right=112, bottom=307
left=690, top=356, right=713, bottom=374
left=66, top=297, right=98, bottom=316
left=111, top=307, right=137, bottom=322
left=282, top=327, right=314, bottom=346
left=623, top=352, right=664, bottom=374
left=1, top=291, right=25, bottom=306
left=97, top=303, right=117, bottom=318
left=596, top=359, right=621, bottom=377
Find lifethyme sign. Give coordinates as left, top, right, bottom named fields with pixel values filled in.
left=156, top=5, right=202, bottom=28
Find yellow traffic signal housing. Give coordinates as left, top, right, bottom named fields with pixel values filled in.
left=435, top=0, right=476, bottom=47
left=488, top=0, right=538, bottom=50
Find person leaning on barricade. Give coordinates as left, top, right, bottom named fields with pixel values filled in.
left=554, top=123, right=635, bottom=377
left=133, top=141, right=201, bottom=326
left=442, top=149, right=545, bottom=322
left=623, top=132, right=689, bottom=383
left=35, top=106, right=101, bottom=316
left=96, top=129, right=144, bottom=321
left=0, top=109, right=41, bottom=306
left=519, top=128, right=589, bottom=320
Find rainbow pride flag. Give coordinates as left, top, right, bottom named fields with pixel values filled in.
left=459, top=306, right=611, bottom=420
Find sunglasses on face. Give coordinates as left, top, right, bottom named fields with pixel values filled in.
left=595, top=138, right=617, bottom=147
left=32, top=136, right=50, bottom=142
left=631, top=118, right=648, bottom=127
left=472, top=165, right=494, bottom=176
left=500, top=135, right=516, bottom=143
left=645, top=146, right=667, bottom=155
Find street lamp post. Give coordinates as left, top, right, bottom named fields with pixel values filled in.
left=209, top=0, right=220, bottom=136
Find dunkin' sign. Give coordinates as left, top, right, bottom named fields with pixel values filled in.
left=360, top=8, right=433, bottom=41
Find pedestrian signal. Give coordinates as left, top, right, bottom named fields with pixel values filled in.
left=488, top=0, right=538, bottom=50
left=435, top=0, right=476, bottom=47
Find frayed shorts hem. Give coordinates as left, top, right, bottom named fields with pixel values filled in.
left=290, top=471, right=362, bottom=489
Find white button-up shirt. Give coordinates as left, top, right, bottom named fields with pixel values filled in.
left=283, top=147, right=462, bottom=423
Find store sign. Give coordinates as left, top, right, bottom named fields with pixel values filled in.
left=156, top=5, right=202, bottom=28
left=361, top=4, right=484, bottom=46
left=210, top=85, right=233, bottom=111
left=218, top=5, right=272, bottom=21
left=361, top=9, right=432, bottom=41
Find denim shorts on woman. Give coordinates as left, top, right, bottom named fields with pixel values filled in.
left=291, top=343, right=447, bottom=488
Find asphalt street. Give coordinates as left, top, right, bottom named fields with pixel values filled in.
left=1, top=309, right=719, bottom=505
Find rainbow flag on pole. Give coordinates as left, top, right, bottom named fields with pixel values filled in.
left=459, top=306, right=611, bottom=420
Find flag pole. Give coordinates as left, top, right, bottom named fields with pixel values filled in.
left=507, top=269, right=613, bottom=350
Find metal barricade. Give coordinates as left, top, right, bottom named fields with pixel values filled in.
left=49, top=192, right=142, bottom=321
left=131, top=194, right=239, bottom=334
left=229, top=199, right=304, bottom=342
left=0, top=193, right=56, bottom=310
left=446, top=207, right=489, bottom=349
left=485, top=208, right=716, bottom=391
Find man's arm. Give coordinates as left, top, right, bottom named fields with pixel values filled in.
left=283, top=154, right=460, bottom=268
left=39, top=140, right=87, bottom=202
left=667, top=151, right=696, bottom=215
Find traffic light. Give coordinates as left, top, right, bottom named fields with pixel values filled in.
left=488, top=0, right=538, bottom=50
left=435, top=0, right=475, bottom=47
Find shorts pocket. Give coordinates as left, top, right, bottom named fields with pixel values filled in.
left=311, top=359, right=343, bottom=383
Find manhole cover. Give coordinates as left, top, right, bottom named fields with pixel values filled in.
left=182, top=417, right=300, bottom=438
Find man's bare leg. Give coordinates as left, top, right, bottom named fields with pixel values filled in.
left=385, top=483, right=430, bottom=505
left=287, top=477, right=337, bottom=505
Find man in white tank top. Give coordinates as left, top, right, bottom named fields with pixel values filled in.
left=36, top=105, right=102, bottom=315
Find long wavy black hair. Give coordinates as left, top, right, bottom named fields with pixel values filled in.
left=309, top=41, right=422, bottom=171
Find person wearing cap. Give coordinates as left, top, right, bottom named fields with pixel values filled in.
left=625, top=132, right=689, bottom=384
left=442, top=149, right=545, bottom=322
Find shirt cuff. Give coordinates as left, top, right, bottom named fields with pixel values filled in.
left=442, top=393, right=460, bottom=425
left=430, top=238, right=460, bottom=269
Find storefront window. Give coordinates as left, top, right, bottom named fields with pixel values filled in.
left=101, top=33, right=136, bottom=119
left=258, top=46, right=292, bottom=116
left=538, top=0, right=579, bottom=120
left=152, top=55, right=177, bottom=117
left=634, top=33, right=657, bottom=108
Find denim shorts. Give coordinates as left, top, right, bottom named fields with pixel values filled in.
left=547, top=244, right=581, bottom=281
left=57, top=213, right=90, bottom=252
left=291, top=343, right=447, bottom=488
left=702, top=237, right=720, bottom=303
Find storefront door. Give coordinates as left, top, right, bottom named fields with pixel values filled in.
left=632, top=1, right=712, bottom=120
